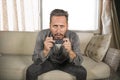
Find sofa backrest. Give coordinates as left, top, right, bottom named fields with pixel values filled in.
left=76, top=32, right=94, bottom=54
left=0, top=31, right=94, bottom=55
left=0, top=31, right=38, bottom=55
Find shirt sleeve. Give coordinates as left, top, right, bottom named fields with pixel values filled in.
left=69, top=33, right=83, bottom=66
left=32, top=31, right=49, bottom=64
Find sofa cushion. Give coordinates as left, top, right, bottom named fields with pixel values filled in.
left=38, top=70, right=76, bottom=80
left=0, top=55, right=32, bottom=80
left=0, top=55, right=110, bottom=80
left=0, top=55, right=75, bottom=80
left=82, top=56, right=110, bottom=79
left=85, top=34, right=112, bottom=62
left=38, top=56, right=110, bottom=80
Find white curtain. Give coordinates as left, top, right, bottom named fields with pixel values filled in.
left=0, top=0, right=40, bottom=31
left=101, top=0, right=120, bottom=49
left=101, top=0, right=112, bottom=34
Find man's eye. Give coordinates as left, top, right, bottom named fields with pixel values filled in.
left=60, top=25, right=64, bottom=28
left=53, top=25, right=58, bottom=28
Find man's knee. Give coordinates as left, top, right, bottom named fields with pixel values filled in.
left=78, top=66, right=87, bottom=77
left=26, top=64, right=40, bottom=76
left=26, top=65, right=34, bottom=75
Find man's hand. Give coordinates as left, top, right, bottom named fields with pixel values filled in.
left=43, top=37, right=55, bottom=57
left=63, top=38, right=76, bottom=59
left=63, top=38, right=72, bottom=53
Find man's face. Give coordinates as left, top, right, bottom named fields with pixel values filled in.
left=50, top=16, right=68, bottom=40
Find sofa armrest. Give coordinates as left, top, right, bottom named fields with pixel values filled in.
left=103, top=48, right=120, bottom=71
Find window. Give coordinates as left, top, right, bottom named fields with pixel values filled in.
left=42, top=0, right=99, bottom=31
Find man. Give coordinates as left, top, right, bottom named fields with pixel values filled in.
left=26, top=9, right=87, bottom=80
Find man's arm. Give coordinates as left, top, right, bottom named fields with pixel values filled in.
left=32, top=31, right=46, bottom=63
left=63, top=38, right=76, bottom=59
left=32, top=31, right=55, bottom=64
left=71, top=33, right=83, bottom=65
left=63, top=32, right=83, bottom=66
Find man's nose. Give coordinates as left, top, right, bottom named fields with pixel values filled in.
left=56, top=27, right=61, bottom=33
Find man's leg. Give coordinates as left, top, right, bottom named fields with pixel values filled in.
left=60, top=63, right=87, bottom=80
left=26, top=60, right=55, bottom=80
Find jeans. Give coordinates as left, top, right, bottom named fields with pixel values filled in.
left=26, top=59, right=87, bottom=80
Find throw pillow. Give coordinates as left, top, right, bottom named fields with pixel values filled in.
left=85, top=34, right=112, bottom=62
left=104, top=48, right=120, bottom=71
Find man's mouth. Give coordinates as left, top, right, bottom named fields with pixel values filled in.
left=54, top=34, right=64, bottom=39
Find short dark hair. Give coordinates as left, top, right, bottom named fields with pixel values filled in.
left=50, top=9, right=68, bottom=23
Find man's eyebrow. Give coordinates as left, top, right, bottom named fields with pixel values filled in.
left=53, top=24, right=58, bottom=27
left=53, top=25, right=58, bottom=26
left=53, top=24, right=64, bottom=26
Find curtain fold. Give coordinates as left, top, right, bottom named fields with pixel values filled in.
left=13, top=0, right=18, bottom=30
left=101, top=0, right=120, bottom=49
left=20, top=0, right=25, bottom=31
left=2, top=0, right=8, bottom=30
left=101, top=0, right=112, bottom=34
left=111, top=1, right=120, bottom=49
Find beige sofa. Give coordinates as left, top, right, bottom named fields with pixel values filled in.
left=0, top=31, right=119, bottom=80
